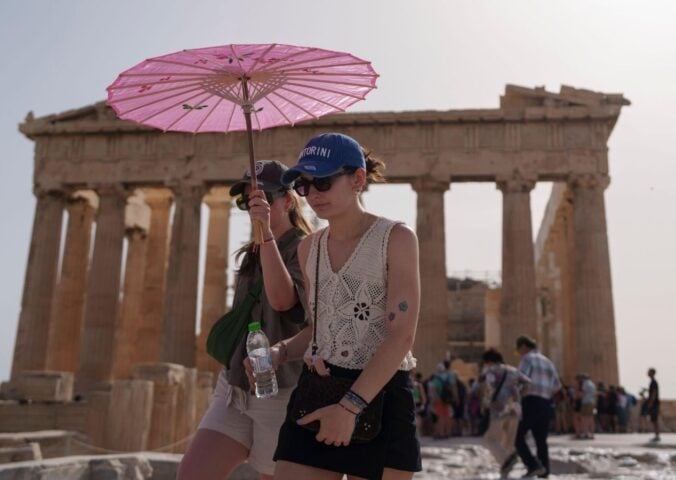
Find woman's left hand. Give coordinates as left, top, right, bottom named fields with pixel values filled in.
left=297, top=403, right=357, bottom=447
left=247, top=190, right=272, bottom=237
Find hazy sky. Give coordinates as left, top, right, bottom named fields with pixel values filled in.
left=1, top=1, right=674, bottom=396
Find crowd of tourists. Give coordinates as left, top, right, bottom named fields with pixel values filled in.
left=412, top=364, right=661, bottom=443
left=411, top=343, right=662, bottom=478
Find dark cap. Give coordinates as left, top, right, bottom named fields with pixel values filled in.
left=229, top=160, right=291, bottom=196
left=515, top=335, right=537, bottom=350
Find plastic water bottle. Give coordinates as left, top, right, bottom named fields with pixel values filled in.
left=246, top=322, right=278, bottom=398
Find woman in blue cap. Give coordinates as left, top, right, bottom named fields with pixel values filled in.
left=267, top=133, right=422, bottom=480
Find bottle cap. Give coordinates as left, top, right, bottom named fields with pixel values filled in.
left=248, top=322, right=262, bottom=332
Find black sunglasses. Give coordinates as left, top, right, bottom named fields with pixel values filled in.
left=293, top=169, right=354, bottom=197
left=235, top=190, right=286, bottom=211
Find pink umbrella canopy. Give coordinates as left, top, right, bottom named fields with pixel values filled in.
left=106, top=43, right=379, bottom=133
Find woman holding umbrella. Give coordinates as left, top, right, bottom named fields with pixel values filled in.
left=267, top=133, right=422, bottom=480
left=177, top=160, right=312, bottom=480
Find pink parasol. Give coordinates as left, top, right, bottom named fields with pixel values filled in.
left=107, top=43, right=378, bottom=242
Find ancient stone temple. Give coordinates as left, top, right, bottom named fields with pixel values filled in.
left=2, top=85, right=628, bottom=452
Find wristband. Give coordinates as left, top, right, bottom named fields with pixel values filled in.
left=262, top=235, right=275, bottom=244
left=338, top=402, right=360, bottom=416
left=344, top=390, right=368, bottom=411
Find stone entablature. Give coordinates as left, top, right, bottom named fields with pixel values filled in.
left=21, top=84, right=628, bottom=191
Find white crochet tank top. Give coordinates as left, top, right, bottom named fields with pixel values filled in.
left=305, top=217, right=417, bottom=371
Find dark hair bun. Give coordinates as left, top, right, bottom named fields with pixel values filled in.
left=361, top=147, right=386, bottom=183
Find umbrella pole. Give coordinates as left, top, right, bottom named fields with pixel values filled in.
left=241, top=77, right=263, bottom=246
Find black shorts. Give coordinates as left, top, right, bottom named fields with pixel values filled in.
left=273, top=364, right=422, bottom=480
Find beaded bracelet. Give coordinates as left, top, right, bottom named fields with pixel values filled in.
left=344, top=389, right=368, bottom=411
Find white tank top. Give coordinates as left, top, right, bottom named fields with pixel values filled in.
left=305, top=217, right=417, bottom=371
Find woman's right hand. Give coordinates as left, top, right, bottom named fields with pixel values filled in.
left=246, top=190, right=273, bottom=238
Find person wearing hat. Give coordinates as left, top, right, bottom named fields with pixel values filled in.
left=269, top=133, right=422, bottom=480
left=514, top=335, right=562, bottom=478
left=178, top=160, right=313, bottom=480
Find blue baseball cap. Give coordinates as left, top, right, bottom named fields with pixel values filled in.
left=281, top=133, right=366, bottom=185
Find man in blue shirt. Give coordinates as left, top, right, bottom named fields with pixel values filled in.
left=514, top=335, right=561, bottom=478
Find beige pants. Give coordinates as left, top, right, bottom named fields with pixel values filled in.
left=198, top=370, right=292, bottom=476
left=482, top=415, right=519, bottom=465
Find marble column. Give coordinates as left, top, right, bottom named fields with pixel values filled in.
left=411, top=177, right=449, bottom=375
left=161, top=184, right=204, bottom=367
left=497, top=174, right=538, bottom=366
left=196, top=187, right=232, bottom=376
left=137, top=188, right=174, bottom=364
left=569, top=174, right=618, bottom=384
left=77, top=185, right=129, bottom=391
left=45, top=193, right=97, bottom=373
left=113, top=227, right=148, bottom=379
left=11, top=187, right=66, bottom=378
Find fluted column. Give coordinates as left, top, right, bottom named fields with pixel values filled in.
left=137, top=188, right=174, bottom=364
left=78, top=185, right=129, bottom=391
left=569, top=174, right=618, bottom=384
left=45, top=193, right=97, bottom=373
left=161, top=184, right=204, bottom=366
left=497, top=173, right=538, bottom=366
left=197, top=187, right=232, bottom=375
left=411, top=177, right=449, bottom=375
left=11, top=187, right=66, bottom=378
left=113, top=227, right=148, bottom=379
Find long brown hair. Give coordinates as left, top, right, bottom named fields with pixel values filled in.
left=235, top=190, right=312, bottom=277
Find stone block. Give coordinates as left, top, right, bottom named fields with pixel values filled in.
left=173, top=369, right=197, bottom=453
left=0, top=442, right=41, bottom=464
left=132, top=363, right=184, bottom=385
left=0, top=431, right=76, bottom=459
left=0, top=383, right=18, bottom=401
left=104, top=380, right=154, bottom=452
left=15, top=371, right=74, bottom=402
left=85, top=391, right=111, bottom=448
left=660, top=400, right=676, bottom=433
left=0, top=402, right=87, bottom=434
left=132, top=363, right=183, bottom=451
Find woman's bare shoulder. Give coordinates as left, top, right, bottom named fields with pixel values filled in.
left=388, top=222, right=417, bottom=247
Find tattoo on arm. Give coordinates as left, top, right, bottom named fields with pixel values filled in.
left=388, top=312, right=396, bottom=322
left=398, top=301, right=409, bottom=313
